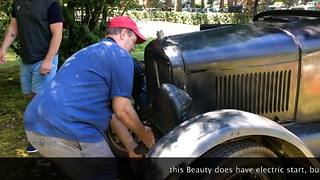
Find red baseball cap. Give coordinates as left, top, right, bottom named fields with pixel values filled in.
left=108, top=16, right=146, bottom=44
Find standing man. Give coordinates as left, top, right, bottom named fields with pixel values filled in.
left=24, top=16, right=155, bottom=179
left=0, top=0, right=63, bottom=153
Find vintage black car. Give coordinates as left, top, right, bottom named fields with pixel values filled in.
left=107, top=0, right=320, bottom=179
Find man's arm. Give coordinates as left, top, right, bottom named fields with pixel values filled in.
left=0, top=18, right=18, bottom=64
left=40, top=22, right=63, bottom=74
left=110, top=115, right=143, bottom=157
left=40, top=1, right=63, bottom=74
left=112, top=96, right=155, bottom=149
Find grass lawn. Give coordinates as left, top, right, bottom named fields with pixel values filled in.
left=131, top=38, right=153, bottom=60
left=0, top=49, right=32, bottom=157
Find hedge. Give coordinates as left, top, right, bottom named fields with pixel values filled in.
left=125, top=10, right=249, bottom=25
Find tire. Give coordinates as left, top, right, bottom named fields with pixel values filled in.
left=105, top=98, right=148, bottom=157
left=105, top=126, right=141, bottom=157
left=180, top=139, right=285, bottom=180
left=105, top=126, right=129, bottom=157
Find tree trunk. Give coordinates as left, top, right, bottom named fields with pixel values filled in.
left=190, top=0, right=196, bottom=8
left=165, top=0, right=172, bottom=11
left=228, top=0, right=233, bottom=12
left=174, top=0, right=182, bottom=12
left=220, top=0, right=224, bottom=11
left=201, top=0, right=205, bottom=8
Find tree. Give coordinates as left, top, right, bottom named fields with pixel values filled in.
left=174, top=0, right=183, bottom=11
left=59, top=0, right=141, bottom=60
left=0, top=0, right=253, bottom=61
left=165, top=0, right=173, bottom=10
left=0, top=0, right=19, bottom=56
left=0, top=0, right=139, bottom=62
left=220, top=0, right=225, bottom=11
left=200, top=0, right=205, bottom=8
left=60, top=0, right=119, bottom=60
left=190, top=0, right=196, bottom=8
left=228, top=0, right=233, bottom=10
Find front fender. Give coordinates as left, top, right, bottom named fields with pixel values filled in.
left=146, top=109, right=316, bottom=179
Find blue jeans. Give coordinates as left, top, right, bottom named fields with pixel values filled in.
left=20, top=55, right=58, bottom=94
left=26, top=130, right=117, bottom=179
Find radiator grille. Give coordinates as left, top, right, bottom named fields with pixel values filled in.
left=146, top=58, right=171, bottom=100
left=214, top=71, right=291, bottom=114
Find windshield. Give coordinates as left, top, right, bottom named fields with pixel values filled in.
left=255, top=0, right=320, bottom=14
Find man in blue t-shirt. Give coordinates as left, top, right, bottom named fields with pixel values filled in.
left=24, top=16, right=155, bottom=179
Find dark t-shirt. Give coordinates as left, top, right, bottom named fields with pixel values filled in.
left=12, top=1, right=62, bottom=24
left=12, top=0, right=63, bottom=64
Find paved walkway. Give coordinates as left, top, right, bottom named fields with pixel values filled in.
left=136, top=21, right=200, bottom=38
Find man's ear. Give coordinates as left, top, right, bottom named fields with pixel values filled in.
left=120, top=29, right=128, bottom=40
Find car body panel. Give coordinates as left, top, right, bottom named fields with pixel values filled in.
left=143, top=10, right=320, bottom=159
left=139, top=5, right=320, bottom=179
left=145, top=109, right=319, bottom=179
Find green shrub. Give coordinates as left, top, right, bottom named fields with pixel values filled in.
left=126, top=10, right=249, bottom=25
left=1, top=3, right=249, bottom=64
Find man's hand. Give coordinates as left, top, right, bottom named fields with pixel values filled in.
left=40, top=59, right=52, bottom=75
left=0, top=49, right=7, bottom=64
left=139, top=126, right=155, bottom=150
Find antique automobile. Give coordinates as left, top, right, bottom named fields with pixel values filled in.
left=107, top=0, right=320, bottom=179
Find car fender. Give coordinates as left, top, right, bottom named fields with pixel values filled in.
left=145, top=109, right=316, bottom=179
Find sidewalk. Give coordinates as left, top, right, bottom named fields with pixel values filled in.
left=136, top=21, right=200, bottom=38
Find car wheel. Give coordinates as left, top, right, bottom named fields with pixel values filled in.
left=181, top=139, right=285, bottom=180
left=105, top=126, right=140, bottom=157
left=105, top=126, right=132, bottom=157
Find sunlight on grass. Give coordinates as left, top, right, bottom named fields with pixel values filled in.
left=16, top=148, right=29, bottom=157
left=0, top=50, right=33, bottom=157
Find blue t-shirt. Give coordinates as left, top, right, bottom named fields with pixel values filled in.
left=24, top=38, right=134, bottom=143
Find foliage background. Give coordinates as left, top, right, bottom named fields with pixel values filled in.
left=0, top=0, right=142, bottom=61
left=1, top=0, right=249, bottom=63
